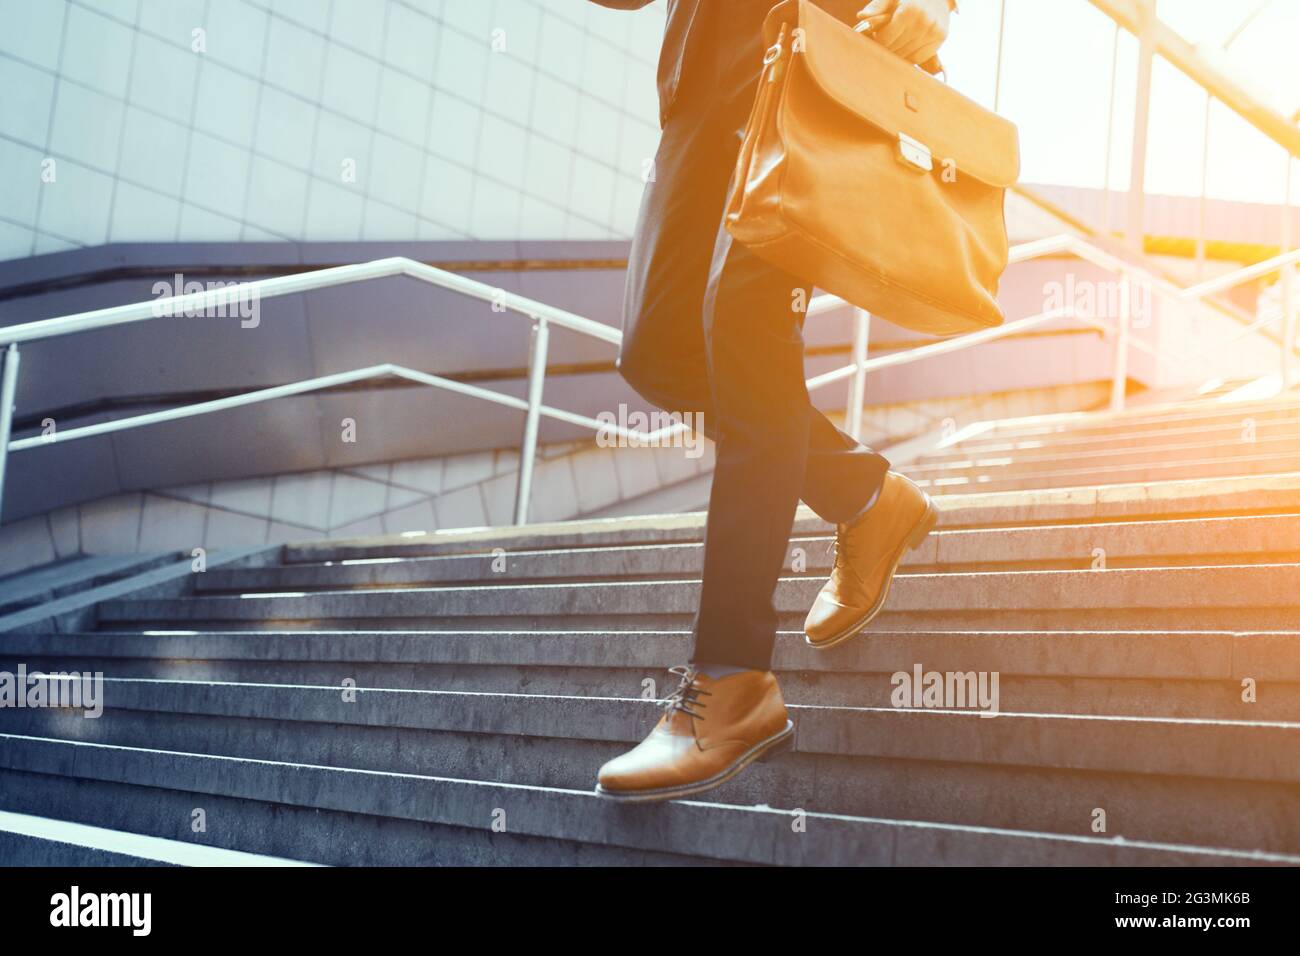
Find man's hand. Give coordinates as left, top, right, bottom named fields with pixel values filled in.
left=857, top=0, right=951, bottom=67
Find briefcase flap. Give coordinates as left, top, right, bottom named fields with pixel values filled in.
left=776, top=0, right=1020, bottom=189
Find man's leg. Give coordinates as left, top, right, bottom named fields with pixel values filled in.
left=689, top=2, right=929, bottom=662
left=690, top=222, right=890, bottom=671
left=688, top=229, right=810, bottom=673
left=597, top=204, right=884, bottom=802
left=597, top=0, right=890, bottom=803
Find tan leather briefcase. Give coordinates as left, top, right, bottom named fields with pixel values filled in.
left=724, top=0, right=1020, bottom=336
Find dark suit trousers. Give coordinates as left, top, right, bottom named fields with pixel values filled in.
left=618, top=3, right=889, bottom=671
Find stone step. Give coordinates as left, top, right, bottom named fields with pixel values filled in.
left=0, top=808, right=315, bottom=867
left=918, top=415, right=1300, bottom=463
left=282, top=473, right=1300, bottom=563
left=913, top=458, right=1300, bottom=495
left=0, top=553, right=180, bottom=617
left=4, top=654, right=1288, bottom=721
left=1, top=734, right=1292, bottom=866
left=4, top=677, right=1293, bottom=783
left=9, top=626, right=1297, bottom=718
left=95, top=564, right=1300, bottom=630
left=0, top=752, right=700, bottom=867
left=283, top=512, right=722, bottom=563
left=905, top=433, right=1300, bottom=479
left=10, top=704, right=1299, bottom=855
left=0, top=545, right=274, bottom=637
left=13, top=626, right=1299, bottom=678
left=7, top=628, right=1286, bottom=677
left=189, top=514, right=1300, bottom=595
left=966, top=398, right=1300, bottom=445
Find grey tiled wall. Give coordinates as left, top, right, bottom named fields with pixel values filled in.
left=0, top=0, right=664, bottom=260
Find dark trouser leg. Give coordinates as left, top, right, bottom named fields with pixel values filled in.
left=617, top=7, right=889, bottom=672
left=688, top=224, right=888, bottom=671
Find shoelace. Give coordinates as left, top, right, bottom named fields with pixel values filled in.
left=829, top=524, right=856, bottom=572
left=661, top=665, right=711, bottom=721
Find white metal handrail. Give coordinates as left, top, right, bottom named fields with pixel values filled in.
left=0, top=256, right=621, bottom=348
left=807, top=233, right=1299, bottom=417
left=0, top=232, right=1293, bottom=524
left=7, top=360, right=683, bottom=451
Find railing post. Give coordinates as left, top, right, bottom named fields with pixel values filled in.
left=1283, top=157, right=1295, bottom=390
left=1125, top=3, right=1155, bottom=253
left=1111, top=270, right=1130, bottom=411
left=992, top=0, right=1007, bottom=112
left=1101, top=19, right=1120, bottom=237
left=1196, top=92, right=1211, bottom=281
left=0, top=344, right=20, bottom=524
left=847, top=308, right=871, bottom=441
left=513, top=317, right=550, bottom=525
left=1283, top=263, right=1296, bottom=390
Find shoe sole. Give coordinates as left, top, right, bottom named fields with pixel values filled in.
left=593, top=719, right=796, bottom=804
left=806, top=492, right=938, bottom=651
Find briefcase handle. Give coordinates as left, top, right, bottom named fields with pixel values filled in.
left=854, top=13, right=946, bottom=79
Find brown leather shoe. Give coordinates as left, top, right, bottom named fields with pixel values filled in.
left=804, top=471, right=938, bottom=649
left=595, top=666, right=794, bottom=802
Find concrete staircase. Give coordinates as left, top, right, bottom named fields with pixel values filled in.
left=2, top=393, right=1300, bottom=865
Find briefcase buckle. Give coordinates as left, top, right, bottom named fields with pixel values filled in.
left=896, top=132, right=933, bottom=172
